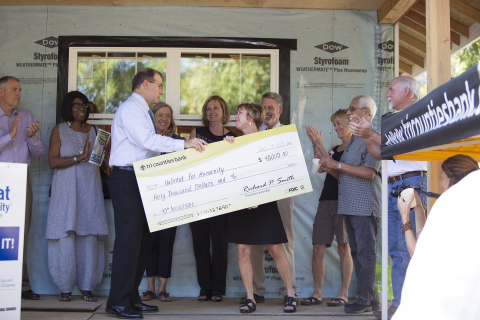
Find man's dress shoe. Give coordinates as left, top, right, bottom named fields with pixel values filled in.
left=132, top=302, right=159, bottom=312
left=105, top=305, right=143, bottom=319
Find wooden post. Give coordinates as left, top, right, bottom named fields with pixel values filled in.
left=395, top=21, right=400, bottom=77
left=426, top=0, right=451, bottom=211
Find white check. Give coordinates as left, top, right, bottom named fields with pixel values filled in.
left=133, top=124, right=313, bottom=232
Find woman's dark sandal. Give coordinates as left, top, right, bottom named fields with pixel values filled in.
left=59, top=292, right=72, bottom=302
left=21, top=290, right=40, bottom=300
left=81, top=290, right=97, bottom=302
left=301, top=297, right=322, bottom=306
left=284, top=296, right=297, bottom=313
left=326, top=298, right=347, bottom=306
left=240, top=299, right=256, bottom=313
left=157, top=291, right=172, bottom=302
left=140, top=291, right=156, bottom=301
left=198, top=295, right=210, bottom=301
left=211, top=291, right=223, bottom=302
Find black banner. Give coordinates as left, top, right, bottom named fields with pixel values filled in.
left=381, top=64, right=480, bottom=159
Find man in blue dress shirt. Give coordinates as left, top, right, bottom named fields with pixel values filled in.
left=106, top=68, right=206, bottom=319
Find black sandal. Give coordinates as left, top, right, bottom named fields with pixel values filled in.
left=284, top=296, right=297, bottom=313
left=81, top=290, right=97, bottom=302
left=198, top=295, right=210, bottom=301
left=59, top=292, right=72, bottom=302
left=240, top=299, right=256, bottom=313
left=211, top=291, right=223, bottom=302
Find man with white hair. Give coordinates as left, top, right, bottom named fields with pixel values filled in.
left=349, top=76, right=427, bottom=320
left=380, top=76, right=427, bottom=320
left=318, top=95, right=381, bottom=314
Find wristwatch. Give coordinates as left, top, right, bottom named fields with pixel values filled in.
left=73, top=156, right=78, bottom=164
left=338, top=162, right=342, bottom=171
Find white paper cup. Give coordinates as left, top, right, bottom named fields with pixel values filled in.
left=401, top=188, right=416, bottom=208
left=311, top=158, right=321, bottom=173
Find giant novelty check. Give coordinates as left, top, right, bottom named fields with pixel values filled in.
left=133, top=124, right=313, bottom=232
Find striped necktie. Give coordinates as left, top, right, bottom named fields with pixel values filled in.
left=148, top=110, right=158, bottom=134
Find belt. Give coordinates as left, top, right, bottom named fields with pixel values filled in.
left=113, top=166, right=134, bottom=171
left=388, top=171, right=426, bottom=184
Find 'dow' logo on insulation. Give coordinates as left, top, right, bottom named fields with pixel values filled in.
left=34, top=36, right=58, bottom=48
left=378, top=40, right=394, bottom=52
left=315, top=41, right=349, bottom=53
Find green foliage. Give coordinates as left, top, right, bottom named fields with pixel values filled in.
left=457, top=40, right=480, bottom=70
left=179, top=55, right=270, bottom=116
left=418, top=40, right=480, bottom=95
left=77, top=58, right=106, bottom=112
left=106, top=60, right=136, bottom=113
left=77, top=54, right=270, bottom=116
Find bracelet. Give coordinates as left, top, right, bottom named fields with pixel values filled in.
left=73, top=156, right=78, bottom=164
left=401, top=221, right=413, bottom=234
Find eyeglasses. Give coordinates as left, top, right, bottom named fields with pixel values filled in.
left=347, top=106, right=366, bottom=112
left=263, top=105, right=277, bottom=112
left=72, top=103, right=89, bottom=110
left=148, top=81, right=163, bottom=90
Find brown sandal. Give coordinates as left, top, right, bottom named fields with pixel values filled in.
left=81, top=290, right=97, bottom=302
left=59, top=292, right=72, bottom=302
left=140, top=291, right=156, bottom=301
left=157, top=291, right=172, bottom=302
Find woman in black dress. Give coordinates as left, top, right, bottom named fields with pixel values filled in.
left=225, top=103, right=297, bottom=314
left=188, top=96, right=236, bottom=302
left=140, top=103, right=185, bottom=302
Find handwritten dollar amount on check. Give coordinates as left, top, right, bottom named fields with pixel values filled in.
left=145, top=144, right=298, bottom=217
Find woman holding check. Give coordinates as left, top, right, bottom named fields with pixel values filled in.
left=188, top=95, right=236, bottom=302
left=225, top=103, right=297, bottom=314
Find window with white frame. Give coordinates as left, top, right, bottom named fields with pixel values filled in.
left=69, top=47, right=279, bottom=126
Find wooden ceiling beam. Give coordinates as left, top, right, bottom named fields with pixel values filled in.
left=399, top=30, right=426, bottom=53
left=411, top=1, right=426, bottom=14
left=450, top=31, right=461, bottom=46
left=399, top=17, right=460, bottom=45
left=450, top=0, right=480, bottom=24
left=400, top=17, right=426, bottom=36
left=0, top=0, right=388, bottom=9
left=399, top=47, right=424, bottom=67
left=405, top=10, right=426, bottom=25
left=399, top=60, right=413, bottom=74
left=410, top=0, right=469, bottom=38
left=377, top=0, right=419, bottom=24
left=450, top=18, right=469, bottom=38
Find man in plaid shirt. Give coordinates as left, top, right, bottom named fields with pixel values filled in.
left=318, top=95, right=381, bottom=314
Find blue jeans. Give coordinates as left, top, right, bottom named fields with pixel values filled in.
left=345, top=215, right=379, bottom=305
left=388, top=174, right=427, bottom=307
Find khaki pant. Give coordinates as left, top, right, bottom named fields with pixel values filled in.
left=22, top=170, right=33, bottom=292
left=250, top=197, right=297, bottom=296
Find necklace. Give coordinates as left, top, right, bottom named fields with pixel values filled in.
left=209, top=125, right=225, bottom=136
left=70, top=123, right=86, bottom=154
